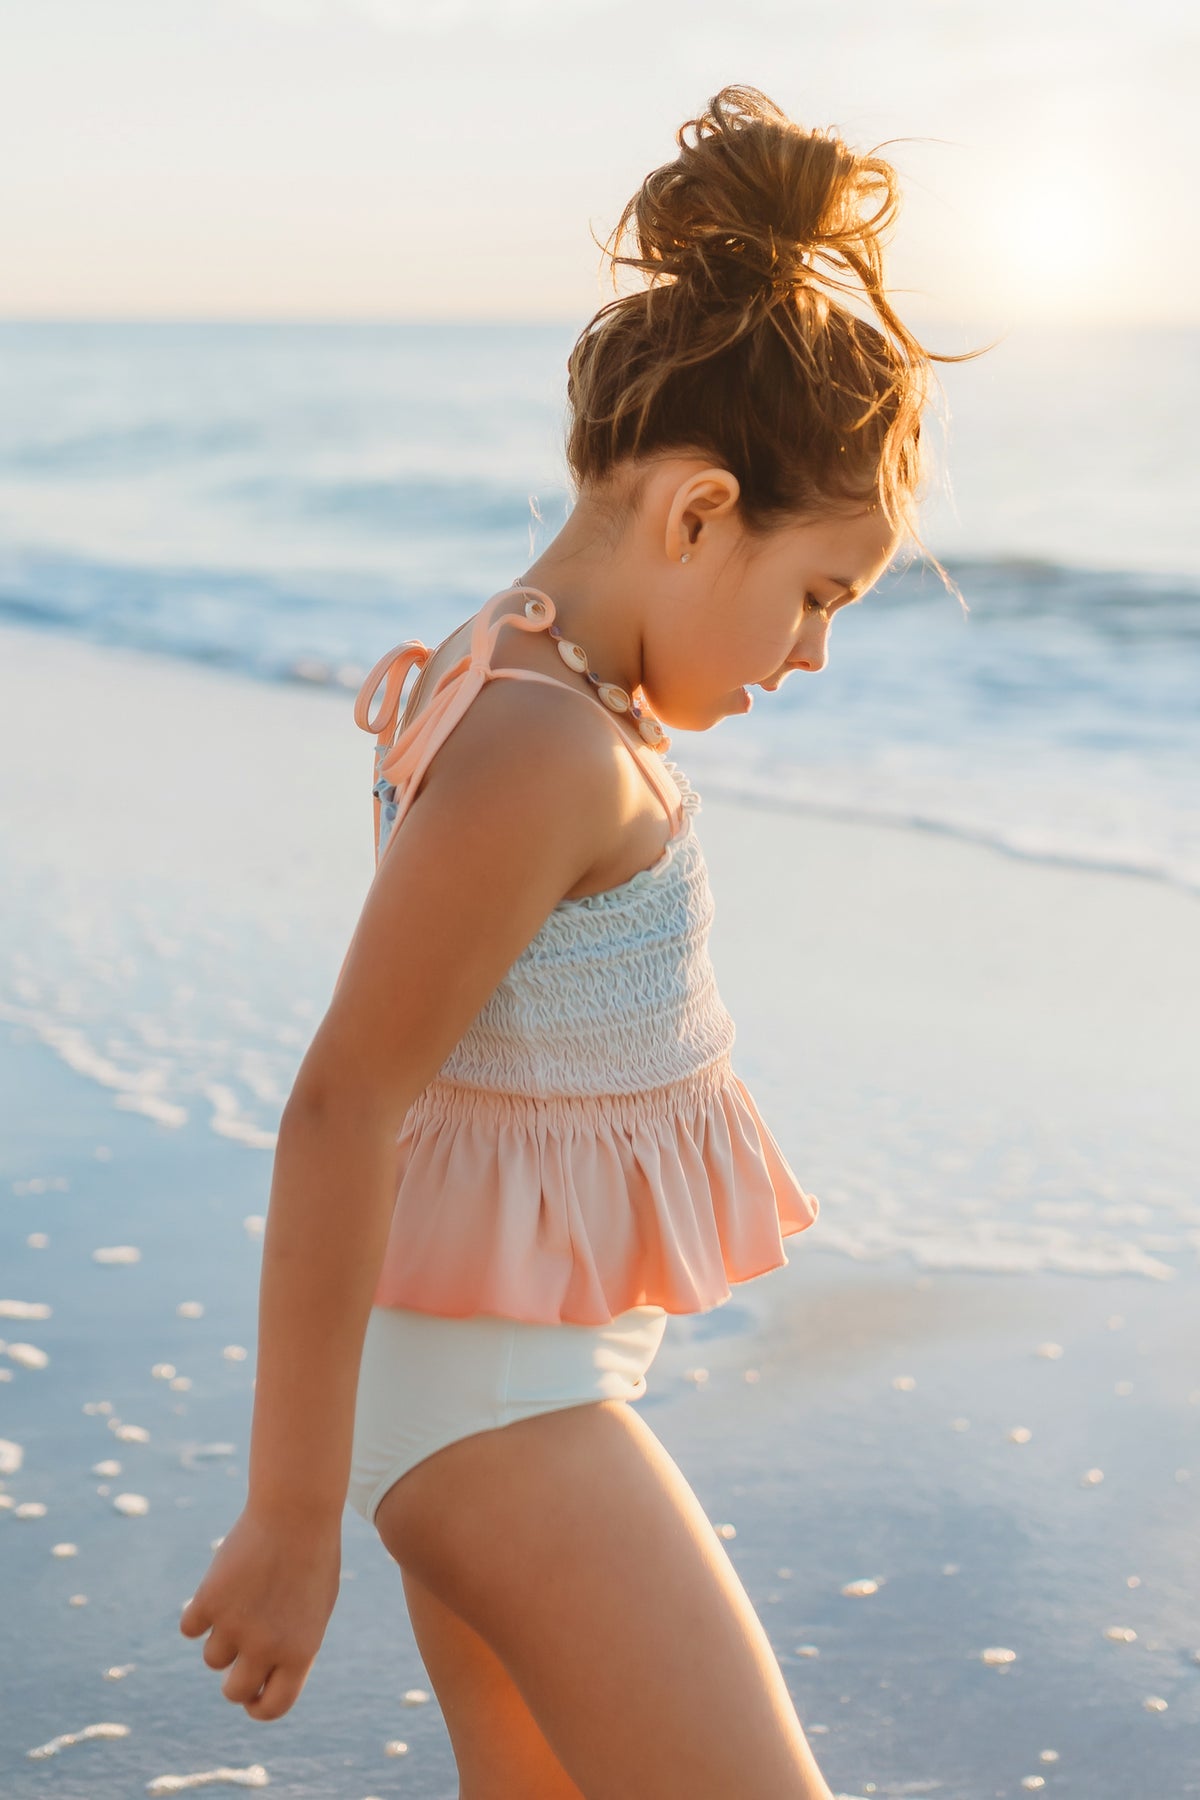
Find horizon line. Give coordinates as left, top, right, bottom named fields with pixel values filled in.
left=0, top=311, right=1192, bottom=331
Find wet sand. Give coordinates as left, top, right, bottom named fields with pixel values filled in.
left=4, top=1026, right=1199, bottom=1799
left=1, top=622, right=1198, bottom=1798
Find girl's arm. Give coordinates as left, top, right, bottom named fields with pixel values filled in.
left=180, top=679, right=623, bottom=1719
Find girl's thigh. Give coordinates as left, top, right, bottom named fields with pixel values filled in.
left=375, top=1398, right=834, bottom=1800
left=399, top=1564, right=586, bottom=1800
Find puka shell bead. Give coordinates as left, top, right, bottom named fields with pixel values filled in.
left=597, top=683, right=632, bottom=712
left=638, top=717, right=668, bottom=749
left=556, top=638, right=590, bottom=674
left=523, top=597, right=551, bottom=623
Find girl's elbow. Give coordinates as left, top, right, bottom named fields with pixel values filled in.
left=285, top=1012, right=429, bottom=1136
left=281, top=1069, right=413, bottom=1140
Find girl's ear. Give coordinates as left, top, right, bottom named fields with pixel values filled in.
left=666, top=467, right=742, bottom=560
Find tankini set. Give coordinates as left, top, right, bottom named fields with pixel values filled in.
left=344, top=585, right=820, bottom=1527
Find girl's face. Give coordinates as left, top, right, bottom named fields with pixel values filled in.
left=644, top=500, right=901, bottom=732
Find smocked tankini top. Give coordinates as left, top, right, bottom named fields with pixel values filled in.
left=348, top=584, right=820, bottom=1326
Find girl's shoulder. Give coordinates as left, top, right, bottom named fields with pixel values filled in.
left=389, top=602, right=685, bottom=905
left=395, top=606, right=626, bottom=785
left=416, top=659, right=622, bottom=799
left=401, top=603, right=622, bottom=739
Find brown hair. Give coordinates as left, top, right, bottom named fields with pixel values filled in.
left=564, top=84, right=980, bottom=586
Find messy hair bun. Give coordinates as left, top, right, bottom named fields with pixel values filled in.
left=565, top=84, right=972, bottom=562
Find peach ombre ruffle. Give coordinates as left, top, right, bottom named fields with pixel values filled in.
left=372, top=1061, right=820, bottom=1325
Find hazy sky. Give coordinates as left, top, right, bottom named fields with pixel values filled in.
left=3, top=0, right=1195, bottom=326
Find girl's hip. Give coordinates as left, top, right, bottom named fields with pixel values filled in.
left=347, top=1301, right=669, bottom=1527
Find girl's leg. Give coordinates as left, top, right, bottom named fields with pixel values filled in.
left=398, top=1562, right=586, bottom=1800
left=375, top=1398, right=836, bottom=1800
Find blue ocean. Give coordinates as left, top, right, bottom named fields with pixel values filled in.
left=2, top=319, right=1197, bottom=895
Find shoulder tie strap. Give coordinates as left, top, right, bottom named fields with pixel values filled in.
left=352, top=638, right=432, bottom=868
left=351, top=588, right=524, bottom=869
left=352, top=586, right=685, bottom=872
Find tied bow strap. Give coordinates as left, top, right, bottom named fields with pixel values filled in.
left=353, top=640, right=430, bottom=868
left=353, top=640, right=490, bottom=871
left=352, top=584, right=580, bottom=871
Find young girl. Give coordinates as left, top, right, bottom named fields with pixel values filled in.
left=181, top=84, right=952, bottom=1800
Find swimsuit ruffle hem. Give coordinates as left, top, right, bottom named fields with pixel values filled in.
left=373, top=1057, right=819, bottom=1325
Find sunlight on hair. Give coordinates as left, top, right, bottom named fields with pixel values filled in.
left=567, top=85, right=984, bottom=604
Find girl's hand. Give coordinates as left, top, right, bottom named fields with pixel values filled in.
left=179, top=1505, right=342, bottom=1720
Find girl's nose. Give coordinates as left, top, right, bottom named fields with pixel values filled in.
left=788, top=646, right=827, bottom=674
left=788, top=620, right=829, bottom=675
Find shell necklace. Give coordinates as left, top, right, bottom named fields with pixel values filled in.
left=510, top=577, right=670, bottom=753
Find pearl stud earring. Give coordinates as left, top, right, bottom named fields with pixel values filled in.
left=680, top=552, right=692, bottom=563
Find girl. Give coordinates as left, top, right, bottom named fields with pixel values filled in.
left=181, top=84, right=954, bottom=1800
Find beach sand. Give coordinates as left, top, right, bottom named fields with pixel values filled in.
left=1, top=621, right=1198, bottom=1799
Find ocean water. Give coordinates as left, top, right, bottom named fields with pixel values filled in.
left=1, top=320, right=1197, bottom=895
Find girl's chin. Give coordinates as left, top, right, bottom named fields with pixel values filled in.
left=704, top=686, right=752, bottom=722
left=651, top=688, right=753, bottom=730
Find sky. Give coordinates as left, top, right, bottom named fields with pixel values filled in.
left=2, top=0, right=1196, bottom=328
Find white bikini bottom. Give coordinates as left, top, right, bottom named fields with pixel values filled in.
left=346, top=1301, right=669, bottom=1528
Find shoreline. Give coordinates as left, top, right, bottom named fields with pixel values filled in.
left=1, top=610, right=1196, bottom=903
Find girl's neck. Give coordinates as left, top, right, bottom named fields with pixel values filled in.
left=517, top=511, right=648, bottom=700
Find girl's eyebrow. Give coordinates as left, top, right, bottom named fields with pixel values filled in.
left=827, top=576, right=863, bottom=600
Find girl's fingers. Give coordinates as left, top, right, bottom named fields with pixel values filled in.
left=220, top=1650, right=273, bottom=1707
left=178, top=1595, right=210, bottom=1638
left=243, top=1663, right=306, bottom=1722
left=201, top=1629, right=240, bottom=1672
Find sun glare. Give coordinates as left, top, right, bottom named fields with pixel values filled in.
left=986, top=166, right=1115, bottom=316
